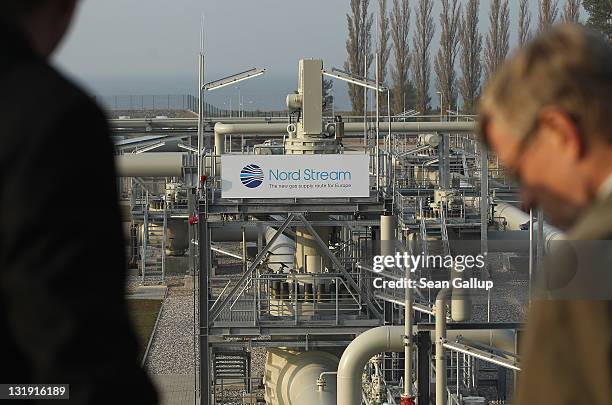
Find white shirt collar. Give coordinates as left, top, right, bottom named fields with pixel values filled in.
left=597, top=173, right=612, bottom=201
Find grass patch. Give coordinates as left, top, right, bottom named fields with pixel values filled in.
left=127, top=299, right=163, bottom=361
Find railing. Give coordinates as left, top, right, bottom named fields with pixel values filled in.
left=208, top=272, right=368, bottom=326
left=96, top=94, right=292, bottom=118
left=96, top=94, right=202, bottom=113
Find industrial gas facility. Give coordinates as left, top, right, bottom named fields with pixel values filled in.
left=113, top=56, right=556, bottom=405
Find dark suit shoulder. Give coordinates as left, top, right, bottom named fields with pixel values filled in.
left=0, top=59, right=108, bottom=162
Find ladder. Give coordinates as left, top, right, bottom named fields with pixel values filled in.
left=141, top=198, right=166, bottom=285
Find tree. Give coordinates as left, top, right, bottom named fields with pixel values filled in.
left=412, top=0, right=435, bottom=113
left=539, top=0, right=559, bottom=32
left=376, top=0, right=391, bottom=114
left=459, top=0, right=482, bottom=114
left=345, top=0, right=374, bottom=115
left=484, top=0, right=510, bottom=79
left=563, top=0, right=582, bottom=22
left=434, top=0, right=461, bottom=113
left=323, top=78, right=334, bottom=116
left=518, top=0, right=532, bottom=47
left=390, top=0, right=412, bottom=114
left=583, top=0, right=612, bottom=40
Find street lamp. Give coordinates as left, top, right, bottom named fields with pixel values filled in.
left=437, top=91, right=443, bottom=120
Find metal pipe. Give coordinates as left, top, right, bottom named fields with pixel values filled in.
left=337, top=269, right=514, bottom=405
left=404, top=262, right=414, bottom=401
left=209, top=224, right=295, bottom=273
left=214, top=121, right=476, bottom=138
left=115, top=152, right=183, bottom=177
left=436, top=329, right=517, bottom=355
left=435, top=288, right=451, bottom=405
left=265, top=349, right=338, bottom=405
left=336, top=326, right=404, bottom=405
left=494, top=201, right=564, bottom=251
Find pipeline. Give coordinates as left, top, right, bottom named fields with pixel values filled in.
left=115, top=152, right=183, bottom=177
left=494, top=201, right=564, bottom=251
left=213, top=121, right=476, bottom=146
left=264, top=349, right=338, bottom=405
left=337, top=326, right=405, bottom=405
left=335, top=313, right=517, bottom=405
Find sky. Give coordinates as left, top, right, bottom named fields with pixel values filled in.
left=55, top=0, right=565, bottom=111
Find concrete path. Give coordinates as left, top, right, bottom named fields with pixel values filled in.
left=128, top=285, right=168, bottom=300
left=152, top=375, right=196, bottom=405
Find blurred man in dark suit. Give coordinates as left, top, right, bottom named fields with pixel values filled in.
left=480, top=25, right=612, bottom=405
left=0, top=1, right=157, bottom=403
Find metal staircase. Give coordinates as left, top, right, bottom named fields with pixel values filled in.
left=141, top=201, right=167, bottom=285
left=213, top=350, right=252, bottom=391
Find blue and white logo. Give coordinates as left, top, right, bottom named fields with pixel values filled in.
left=240, top=164, right=264, bottom=188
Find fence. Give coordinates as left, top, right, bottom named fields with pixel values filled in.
left=94, top=94, right=289, bottom=118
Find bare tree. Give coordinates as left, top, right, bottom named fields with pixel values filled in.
left=539, top=0, right=559, bottom=32
left=377, top=0, right=391, bottom=113
left=390, top=0, right=412, bottom=114
left=412, top=0, right=435, bottom=113
left=459, top=0, right=482, bottom=114
left=518, top=0, right=532, bottom=47
left=434, top=0, right=461, bottom=112
left=563, top=0, right=582, bottom=22
left=484, top=0, right=510, bottom=80
left=345, top=0, right=374, bottom=115
left=323, top=78, right=334, bottom=115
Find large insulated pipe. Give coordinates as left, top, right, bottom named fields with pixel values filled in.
left=336, top=325, right=517, bottom=405
left=112, top=119, right=477, bottom=135
left=214, top=121, right=476, bottom=139
left=337, top=326, right=405, bottom=405
left=379, top=215, right=416, bottom=402
left=115, top=152, right=183, bottom=177
left=110, top=118, right=200, bottom=129
left=495, top=201, right=564, bottom=249
left=264, top=226, right=296, bottom=272
left=435, top=289, right=451, bottom=405
left=264, top=349, right=339, bottom=405
left=450, top=264, right=472, bottom=322
left=109, top=117, right=293, bottom=130
left=380, top=215, right=395, bottom=244
left=441, top=329, right=517, bottom=354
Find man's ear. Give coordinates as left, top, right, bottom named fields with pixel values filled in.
left=538, top=107, right=587, bottom=160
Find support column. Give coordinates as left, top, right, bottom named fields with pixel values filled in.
left=199, top=211, right=210, bottom=405
left=381, top=215, right=396, bottom=381
left=439, top=133, right=450, bottom=189
left=480, top=147, right=490, bottom=321
left=417, top=331, right=431, bottom=405
left=435, top=289, right=450, bottom=405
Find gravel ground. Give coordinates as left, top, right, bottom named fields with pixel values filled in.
left=471, top=252, right=529, bottom=323
left=145, top=286, right=199, bottom=375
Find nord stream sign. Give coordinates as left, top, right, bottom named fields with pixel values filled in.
left=221, top=154, right=370, bottom=199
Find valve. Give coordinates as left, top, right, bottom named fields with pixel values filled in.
left=400, top=395, right=416, bottom=405
left=189, top=215, right=199, bottom=225
left=316, top=376, right=326, bottom=392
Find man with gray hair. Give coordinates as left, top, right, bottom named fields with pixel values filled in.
left=480, top=24, right=612, bottom=404
left=0, top=1, right=157, bottom=403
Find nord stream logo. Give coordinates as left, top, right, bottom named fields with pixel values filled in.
left=240, top=164, right=264, bottom=188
